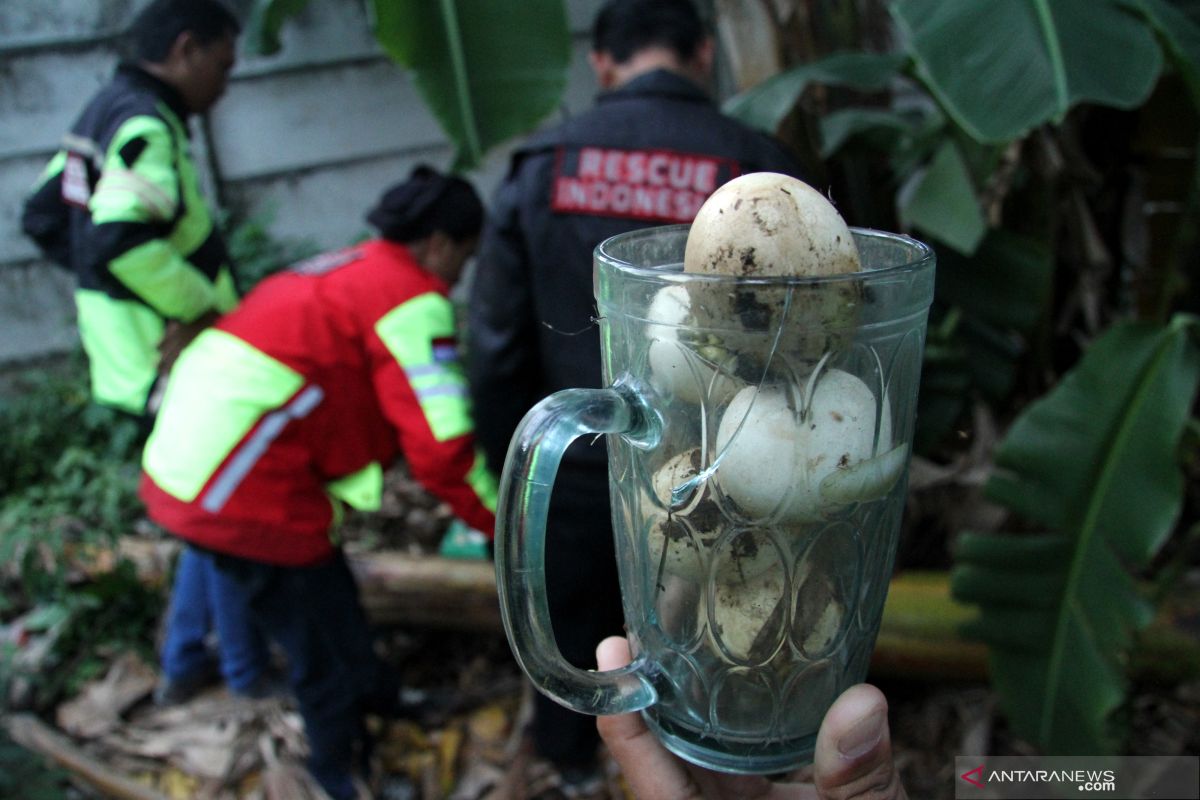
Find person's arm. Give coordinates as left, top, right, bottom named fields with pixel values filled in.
left=465, top=173, right=542, bottom=475
left=370, top=290, right=498, bottom=536
left=89, top=116, right=226, bottom=322
left=21, top=151, right=73, bottom=269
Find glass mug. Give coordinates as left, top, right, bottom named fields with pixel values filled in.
left=495, top=225, right=935, bottom=774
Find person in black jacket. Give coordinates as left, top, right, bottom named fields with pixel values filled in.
left=466, top=0, right=806, bottom=790
left=20, top=0, right=274, bottom=711
left=21, top=0, right=241, bottom=419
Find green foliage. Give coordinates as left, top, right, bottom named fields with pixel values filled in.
left=892, top=0, right=1163, bottom=142
left=0, top=361, right=141, bottom=595
left=0, top=357, right=141, bottom=496
left=0, top=359, right=157, bottom=710
left=723, top=0, right=1200, bottom=756
left=952, top=315, right=1200, bottom=753
left=38, top=565, right=162, bottom=706
left=727, top=0, right=1200, bottom=260
left=723, top=52, right=906, bottom=134
left=727, top=0, right=1200, bottom=451
left=246, top=0, right=571, bottom=171
left=368, top=0, right=569, bottom=171
left=897, top=139, right=985, bottom=254
left=933, top=231, right=1054, bottom=404
left=0, top=444, right=142, bottom=598
left=0, top=729, right=69, bottom=800
left=223, top=209, right=320, bottom=291
left=1, top=564, right=161, bottom=711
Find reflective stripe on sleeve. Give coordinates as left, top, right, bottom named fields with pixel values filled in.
left=61, top=133, right=102, bottom=166
left=91, top=116, right=179, bottom=225
left=374, top=292, right=473, bottom=443
left=143, top=329, right=306, bottom=502
left=94, top=169, right=176, bottom=221
left=201, top=385, right=324, bottom=513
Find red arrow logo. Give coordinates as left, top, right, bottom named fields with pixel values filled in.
left=961, top=765, right=985, bottom=788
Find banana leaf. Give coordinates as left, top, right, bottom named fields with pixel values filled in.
left=934, top=229, right=1054, bottom=403
left=891, top=0, right=1164, bottom=143
left=952, top=315, right=1200, bottom=754
left=1123, top=0, right=1200, bottom=104
left=368, top=0, right=569, bottom=171
left=897, top=139, right=986, bottom=255
left=244, top=0, right=570, bottom=172
left=722, top=52, right=906, bottom=134
left=818, top=108, right=921, bottom=159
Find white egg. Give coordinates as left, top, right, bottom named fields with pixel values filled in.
left=646, top=285, right=742, bottom=405
left=714, top=369, right=895, bottom=522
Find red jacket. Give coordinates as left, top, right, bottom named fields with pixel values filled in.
left=140, top=239, right=497, bottom=566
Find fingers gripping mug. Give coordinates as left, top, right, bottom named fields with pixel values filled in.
left=495, top=225, right=935, bottom=774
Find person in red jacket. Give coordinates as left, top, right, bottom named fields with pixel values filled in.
left=140, top=166, right=497, bottom=800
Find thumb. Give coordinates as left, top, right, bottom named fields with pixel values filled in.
left=811, top=684, right=906, bottom=800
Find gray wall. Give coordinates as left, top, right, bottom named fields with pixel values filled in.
left=0, top=0, right=605, bottom=364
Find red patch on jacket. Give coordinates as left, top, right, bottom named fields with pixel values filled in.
left=551, top=146, right=740, bottom=224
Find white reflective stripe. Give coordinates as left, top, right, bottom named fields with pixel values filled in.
left=405, top=364, right=449, bottom=380
left=95, top=169, right=177, bottom=220
left=62, top=133, right=102, bottom=165
left=200, top=385, right=325, bottom=513
left=414, top=385, right=467, bottom=400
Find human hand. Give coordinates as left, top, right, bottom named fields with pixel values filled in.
left=595, top=636, right=907, bottom=800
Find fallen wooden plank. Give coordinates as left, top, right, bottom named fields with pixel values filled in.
left=348, top=551, right=502, bottom=631
left=3, top=713, right=169, bottom=800
left=111, top=540, right=1200, bottom=683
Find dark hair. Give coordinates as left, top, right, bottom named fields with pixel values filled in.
left=366, top=166, right=484, bottom=244
left=592, top=0, right=707, bottom=64
left=128, top=0, right=241, bottom=63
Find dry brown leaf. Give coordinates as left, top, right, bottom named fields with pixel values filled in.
left=56, top=652, right=158, bottom=738
left=259, top=735, right=323, bottom=800
left=438, top=724, right=464, bottom=796
left=156, top=766, right=202, bottom=800
left=448, top=761, right=505, bottom=800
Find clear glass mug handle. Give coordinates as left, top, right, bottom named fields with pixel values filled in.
left=495, top=380, right=660, bottom=715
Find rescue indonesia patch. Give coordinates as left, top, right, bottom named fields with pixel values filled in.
left=551, top=146, right=740, bottom=224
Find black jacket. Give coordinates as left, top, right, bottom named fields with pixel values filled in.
left=467, top=69, right=804, bottom=482
left=20, top=63, right=238, bottom=414
left=21, top=64, right=232, bottom=300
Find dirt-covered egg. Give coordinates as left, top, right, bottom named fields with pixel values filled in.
left=683, top=172, right=860, bottom=278
left=645, top=448, right=777, bottom=582
left=681, top=173, right=863, bottom=364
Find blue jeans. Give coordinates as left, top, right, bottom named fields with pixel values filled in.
left=161, top=546, right=269, bottom=692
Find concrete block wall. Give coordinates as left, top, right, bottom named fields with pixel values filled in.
left=0, top=0, right=605, bottom=364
